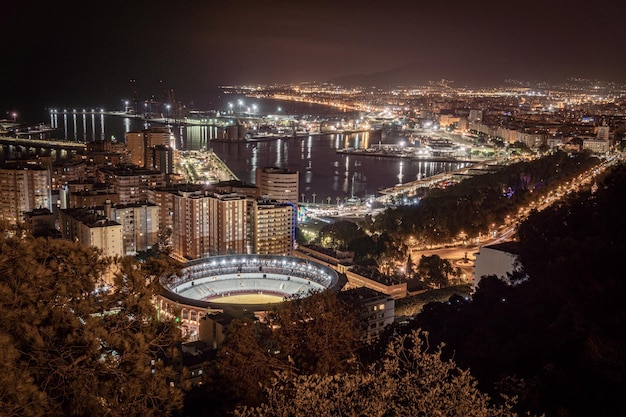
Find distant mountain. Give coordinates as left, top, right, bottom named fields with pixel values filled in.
left=327, top=65, right=422, bottom=88
left=327, top=61, right=512, bottom=89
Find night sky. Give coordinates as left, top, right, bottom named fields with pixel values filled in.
left=2, top=0, right=626, bottom=120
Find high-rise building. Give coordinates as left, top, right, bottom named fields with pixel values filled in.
left=0, top=164, right=52, bottom=224
left=248, top=197, right=295, bottom=255
left=255, top=167, right=299, bottom=204
left=125, top=132, right=145, bottom=167
left=208, top=192, right=247, bottom=256
left=146, top=184, right=203, bottom=235
left=86, top=140, right=131, bottom=168
left=49, top=160, right=87, bottom=191
left=170, top=190, right=247, bottom=260
left=212, top=180, right=258, bottom=198
left=105, top=200, right=160, bottom=256
left=24, top=208, right=57, bottom=237
left=597, top=122, right=610, bottom=142
left=97, top=166, right=166, bottom=204
left=59, top=208, right=123, bottom=257
left=171, top=190, right=210, bottom=261
left=60, top=180, right=117, bottom=209
left=125, top=127, right=172, bottom=169
left=151, top=145, right=174, bottom=174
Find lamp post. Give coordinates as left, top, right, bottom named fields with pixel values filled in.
left=165, top=104, right=171, bottom=124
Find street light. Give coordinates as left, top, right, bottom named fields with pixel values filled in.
left=165, top=104, right=171, bottom=123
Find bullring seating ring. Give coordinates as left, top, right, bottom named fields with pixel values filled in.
left=160, top=254, right=343, bottom=309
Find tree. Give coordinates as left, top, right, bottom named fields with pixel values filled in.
left=202, top=291, right=362, bottom=412
left=318, top=220, right=365, bottom=250
left=265, top=290, right=361, bottom=376
left=235, top=330, right=518, bottom=417
left=0, top=232, right=184, bottom=417
left=212, top=318, right=287, bottom=409
left=417, top=254, right=460, bottom=288
left=406, top=165, right=626, bottom=416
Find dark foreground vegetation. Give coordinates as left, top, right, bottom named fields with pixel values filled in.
left=399, top=162, right=626, bottom=416
left=0, top=231, right=184, bottom=417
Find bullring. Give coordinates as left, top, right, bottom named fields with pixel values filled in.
left=157, top=254, right=344, bottom=339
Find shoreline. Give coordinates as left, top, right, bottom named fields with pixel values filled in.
left=336, top=148, right=477, bottom=164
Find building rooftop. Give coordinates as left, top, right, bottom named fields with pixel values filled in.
left=482, top=241, right=521, bottom=255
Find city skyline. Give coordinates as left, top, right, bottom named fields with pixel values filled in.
left=3, top=0, right=626, bottom=119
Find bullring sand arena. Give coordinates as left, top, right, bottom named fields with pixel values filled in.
left=160, top=254, right=343, bottom=309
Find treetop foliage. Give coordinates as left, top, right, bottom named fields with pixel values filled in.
left=372, top=151, right=599, bottom=244
left=407, top=162, right=626, bottom=416
left=0, top=232, right=184, bottom=417
left=235, top=330, right=519, bottom=417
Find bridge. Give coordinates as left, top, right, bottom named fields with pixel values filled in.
left=0, top=136, right=86, bottom=162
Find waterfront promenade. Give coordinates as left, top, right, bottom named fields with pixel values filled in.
left=376, top=159, right=497, bottom=201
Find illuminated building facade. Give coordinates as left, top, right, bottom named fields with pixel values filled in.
left=59, top=207, right=123, bottom=257
left=0, top=165, right=52, bottom=224
left=105, top=200, right=160, bottom=255
left=255, top=166, right=299, bottom=204
left=98, top=166, right=166, bottom=204
left=125, top=127, right=172, bottom=169
left=248, top=197, right=295, bottom=255
left=171, top=190, right=247, bottom=261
